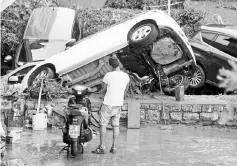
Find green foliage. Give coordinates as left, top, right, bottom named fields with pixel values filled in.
left=103, top=0, right=204, bottom=37
left=76, top=7, right=204, bottom=39
left=171, top=8, right=206, bottom=36
left=76, top=7, right=142, bottom=39
left=104, top=0, right=185, bottom=9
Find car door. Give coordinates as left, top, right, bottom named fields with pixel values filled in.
left=194, top=31, right=219, bottom=85
left=204, top=34, right=237, bottom=85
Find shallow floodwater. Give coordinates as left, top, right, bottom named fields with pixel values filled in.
left=2, top=125, right=237, bottom=166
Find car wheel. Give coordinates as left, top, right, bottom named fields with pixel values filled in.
left=162, top=74, right=189, bottom=96
left=28, top=65, right=55, bottom=87
left=127, top=23, right=159, bottom=48
left=188, top=64, right=205, bottom=89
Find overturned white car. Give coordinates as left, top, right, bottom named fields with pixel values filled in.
left=20, top=10, right=196, bottom=95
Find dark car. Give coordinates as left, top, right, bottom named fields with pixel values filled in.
left=188, top=24, right=237, bottom=89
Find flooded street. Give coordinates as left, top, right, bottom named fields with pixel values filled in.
left=2, top=125, right=237, bottom=166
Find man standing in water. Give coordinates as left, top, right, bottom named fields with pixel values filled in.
left=92, top=56, right=130, bottom=154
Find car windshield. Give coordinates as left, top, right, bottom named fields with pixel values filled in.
left=201, top=32, right=216, bottom=44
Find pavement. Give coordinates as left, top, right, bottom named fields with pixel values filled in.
left=1, top=125, right=237, bottom=166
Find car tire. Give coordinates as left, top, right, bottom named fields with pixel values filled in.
left=127, top=23, right=159, bottom=49
left=27, top=65, right=55, bottom=87
left=162, top=75, right=190, bottom=96
left=188, top=64, right=205, bottom=89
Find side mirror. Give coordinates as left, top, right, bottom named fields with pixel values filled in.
left=8, top=76, right=19, bottom=83
left=65, top=39, right=76, bottom=48
left=4, top=55, right=13, bottom=63
left=18, top=62, right=24, bottom=66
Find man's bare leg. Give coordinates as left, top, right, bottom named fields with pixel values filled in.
left=112, top=126, right=119, bottom=148
left=100, top=125, right=107, bottom=149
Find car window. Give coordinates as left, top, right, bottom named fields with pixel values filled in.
left=201, top=32, right=216, bottom=44
left=209, top=35, right=237, bottom=58
left=192, top=32, right=202, bottom=41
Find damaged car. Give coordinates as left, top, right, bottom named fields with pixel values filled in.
left=1, top=7, right=77, bottom=93
left=19, top=10, right=196, bottom=95
left=2, top=7, right=77, bottom=73
left=188, top=24, right=237, bottom=89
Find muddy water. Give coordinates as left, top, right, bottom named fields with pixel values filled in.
left=2, top=125, right=237, bottom=166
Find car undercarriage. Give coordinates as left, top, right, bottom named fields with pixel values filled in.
left=59, top=26, right=195, bottom=95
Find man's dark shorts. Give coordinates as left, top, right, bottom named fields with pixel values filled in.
left=99, top=104, right=121, bottom=127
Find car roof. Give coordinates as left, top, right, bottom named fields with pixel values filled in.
left=200, top=24, right=237, bottom=38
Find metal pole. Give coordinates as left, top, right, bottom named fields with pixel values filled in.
left=36, top=79, right=44, bottom=113
left=168, top=0, right=171, bottom=15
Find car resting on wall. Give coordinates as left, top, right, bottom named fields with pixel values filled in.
left=18, top=10, right=196, bottom=96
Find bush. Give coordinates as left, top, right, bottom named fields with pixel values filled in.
left=104, top=0, right=204, bottom=36
left=76, top=7, right=205, bottom=39
left=104, top=0, right=185, bottom=9
left=171, top=8, right=205, bottom=36
left=76, top=8, right=142, bottom=39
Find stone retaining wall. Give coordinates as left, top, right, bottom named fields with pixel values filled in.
left=90, top=97, right=237, bottom=127
left=1, top=96, right=237, bottom=127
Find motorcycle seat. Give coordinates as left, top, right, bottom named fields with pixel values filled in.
left=68, top=107, right=88, bottom=117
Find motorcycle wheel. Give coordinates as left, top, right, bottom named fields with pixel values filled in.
left=71, top=140, right=79, bottom=156
left=162, top=75, right=189, bottom=96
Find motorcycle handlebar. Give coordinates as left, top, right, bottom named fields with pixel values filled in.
left=70, top=87, right=99, bottom=96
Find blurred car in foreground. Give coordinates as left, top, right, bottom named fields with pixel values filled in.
left=188, top=24, right=237, bottom=89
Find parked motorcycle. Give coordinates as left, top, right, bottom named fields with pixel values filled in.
left=128, top=69, right=190, bottom=95
left=61, top=85, right=94, bottom=157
